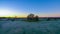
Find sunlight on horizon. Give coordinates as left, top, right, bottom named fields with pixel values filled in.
left=0, top=9, right=15, bottom=17
left=0, top=8, right=60, bottom=17
left=0, top=0, right=60, bottom=17
left=0, top=9, right=27, bottom=17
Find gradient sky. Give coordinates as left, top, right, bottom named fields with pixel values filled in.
left=0, top=0, right=60, bottom=17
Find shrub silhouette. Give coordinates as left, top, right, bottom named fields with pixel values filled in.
left=27, top=14, right=34, bottom=20
left=27, top=14, right=39, bottom=21
left=35, top=15, right=39, bottom=21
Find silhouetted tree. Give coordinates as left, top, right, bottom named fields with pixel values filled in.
left=27, top=14, right=39, bottom=21
left=27, top=14, right=34, bottom=20
left=35, top=15, right=39, bottom=21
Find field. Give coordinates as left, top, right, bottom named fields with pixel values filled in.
left=0, top=18, right=60, bottom=34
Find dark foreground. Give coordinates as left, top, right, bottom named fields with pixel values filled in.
left=0, top=19, right=60, bottom=34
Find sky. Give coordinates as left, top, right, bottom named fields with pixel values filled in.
left=0, top=0, right=60, bottom=17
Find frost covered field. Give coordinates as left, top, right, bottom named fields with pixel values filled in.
left=0, top=19, right=60, bottom=34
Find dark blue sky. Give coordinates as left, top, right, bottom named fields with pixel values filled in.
left=0, top=0, right=60, bottom=17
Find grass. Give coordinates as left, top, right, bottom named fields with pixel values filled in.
left=1, top=20, right=60, bottom=34
left=21, top=19, right=40, bottom=22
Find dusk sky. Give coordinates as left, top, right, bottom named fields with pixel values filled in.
left=0, top=0, right=60, bottom=17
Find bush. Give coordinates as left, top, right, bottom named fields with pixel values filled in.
left=27, top=14, right=39, bottom=22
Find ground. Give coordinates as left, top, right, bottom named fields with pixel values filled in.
left=0, top=19, right=60, bottom=34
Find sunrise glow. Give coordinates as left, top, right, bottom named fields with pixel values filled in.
left=0, top=0, right=60, bottom=17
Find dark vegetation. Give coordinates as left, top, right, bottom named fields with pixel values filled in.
left=0, top=14, right=60, bottom=22
left=27, top=14, right=39, bottom=22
